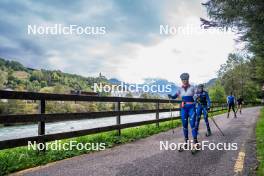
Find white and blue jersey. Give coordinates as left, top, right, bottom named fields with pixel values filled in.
left=170, top=84, right=197, bottom=140
left=171, top=85, right=195, bottom=103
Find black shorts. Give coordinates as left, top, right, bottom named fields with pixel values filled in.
left=237, top=102, right=242, bottom=105
left=228, top=103, right=235, bottom=109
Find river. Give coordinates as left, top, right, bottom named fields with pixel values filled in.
left=0, top=111, right=180, bottom=141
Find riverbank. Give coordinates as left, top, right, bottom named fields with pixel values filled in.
left=0, top=110, right=226, bottom=175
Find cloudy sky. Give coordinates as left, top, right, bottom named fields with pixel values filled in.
left=0, top=0, right=238, bottom=85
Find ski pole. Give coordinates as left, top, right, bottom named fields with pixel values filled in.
left=209, top=109, right=225, bottom=136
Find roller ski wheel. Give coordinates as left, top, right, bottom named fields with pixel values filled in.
left=178, top=143, right=187, bottom=152
left=205, top=131, right=212, bottom=137
left=191, top=143, right=201, bottom=155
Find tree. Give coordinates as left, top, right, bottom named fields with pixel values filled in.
left=5, top=60, right=25, bottom=71
left=86, top=103, right=98, bottom=112
left=208, top=80, right=226, bottom=102
left=7, top=71, right=15, bottom=82
left=40, top=81, right=47, bottom=88
left=51, top=72, right=60, bottom=83
left=53, top=84, right=69, bottom=94
left=218, top=53, right=248, bottom=97
left=139, top=93, right=155, bottom=110
left=123, top=92, right=135, bottom=110
left=217, top=53, right=261, bottom=101
left=255, top=56, right=264, bottom=83
left=39, top=86, right=54, bottom=93
left=0, top=70, right=7, bottom=89
left=201, top=0, right=264, bottom=57
left=30, top=70, right=44, bottom=82
left=24, top=80, right=41, bottom=92
left=201, top=0, right=264, bottom=100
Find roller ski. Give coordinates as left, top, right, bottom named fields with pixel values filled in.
left=191, top=139, right=201, bottom=155
left=178, top=140, right=189, bottom=152
left=205, top=129, right=212, bottom=137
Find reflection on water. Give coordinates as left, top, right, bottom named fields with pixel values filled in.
left=0, top=111, right=179, bottom=140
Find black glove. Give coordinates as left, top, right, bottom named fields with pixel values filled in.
left=168, top=94, right=172, bottom=99
left=207, top=107, right=210, bottom=111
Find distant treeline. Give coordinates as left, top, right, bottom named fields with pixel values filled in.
left=0, top=58, right=171, bottom=115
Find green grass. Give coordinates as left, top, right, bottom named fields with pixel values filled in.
left=0, top=120, right=181, bottom=175
left=0, top=109, right=227, bottom=175
left=256, top=107, right=264, bottom=176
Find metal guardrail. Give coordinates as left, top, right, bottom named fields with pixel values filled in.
left=0, top=90, right=229, bottom=150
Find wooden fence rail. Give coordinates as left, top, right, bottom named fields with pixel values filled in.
left=0, top=90, right=239, bottom=150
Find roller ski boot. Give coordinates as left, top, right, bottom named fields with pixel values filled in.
left=205, top=129, right=212, bottom=137
left=191, top=139, right=201, bottom=155
left=178, top=139, right=189, bottom=152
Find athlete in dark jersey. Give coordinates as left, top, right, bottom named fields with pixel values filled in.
left=237, top=97, right=244, bottom=114
left=194, top=84, right=211, bottom=136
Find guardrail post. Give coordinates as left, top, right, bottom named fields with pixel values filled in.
left=156, top=102, right=159, bottom=127
left=38, top=99, right=45, bottom=152
left=115, top=101, right=121, bottom=136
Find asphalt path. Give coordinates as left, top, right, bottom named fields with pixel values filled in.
left=13, top=106, right=261, bottom=176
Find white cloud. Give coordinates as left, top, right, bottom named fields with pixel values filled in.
left=114, top=23, right=236, bottom=84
